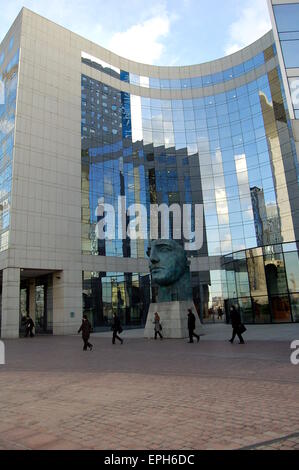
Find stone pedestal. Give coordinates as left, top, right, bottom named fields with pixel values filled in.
left=144, top=301, right=204, bottom=339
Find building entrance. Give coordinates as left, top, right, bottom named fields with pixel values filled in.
left=19, top=272, right=54, bottom=336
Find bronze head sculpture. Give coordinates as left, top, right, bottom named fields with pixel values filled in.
left=147, top=239, right=193, bottom=302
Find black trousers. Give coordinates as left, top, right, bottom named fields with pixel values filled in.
left=25, top=327, right=34, bottom=337
left=189, top=329, right=199, bottom=342
left=231, top=328, right=244, bottom=343
left=83, top=337, right=92, bottom=350
left=112, top=331, right=122, bottom=344
left=154, top=330, right=163, bottom=339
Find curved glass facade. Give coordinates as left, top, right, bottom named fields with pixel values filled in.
left=81, top=34, right=299, bottom=326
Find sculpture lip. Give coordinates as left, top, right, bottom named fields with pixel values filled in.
left=150, top=267, right=164, bottom=272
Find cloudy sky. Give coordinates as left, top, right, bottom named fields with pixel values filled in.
left=0, top=0, right=272, bottom=65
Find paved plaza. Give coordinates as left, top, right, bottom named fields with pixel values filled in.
left=0, top=323, right=298, bottom=450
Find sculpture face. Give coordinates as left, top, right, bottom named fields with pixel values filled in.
left=148, top=239, right=187, bottom=286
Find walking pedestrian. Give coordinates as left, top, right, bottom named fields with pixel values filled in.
left=217, top=307, right=223, bottom=320
left=229, top=305, right=245, bottom=344
left=78, top=315, right=93, bottom=351
left=187, top=309, right=200, bottom=343
left=25, top=315, right=35, bottom=337
left=153, top=312, right=163, bottom=340
left=111, top=312, right=123, bottom=345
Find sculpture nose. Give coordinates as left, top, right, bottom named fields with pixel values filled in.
left=150, top=250, right=159, bottom=264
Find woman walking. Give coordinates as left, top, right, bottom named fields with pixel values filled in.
left=78, top=314, right=93, bottom=351
left=112, top=312, right=123, bottom=345
left=153, top=312, right=163, bottom=340
left=229, top=305, right=245, bottom=344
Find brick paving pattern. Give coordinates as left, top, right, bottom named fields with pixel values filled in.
left=0, top=327, right=298, bottom=450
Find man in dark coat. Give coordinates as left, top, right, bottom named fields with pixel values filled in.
left=111, top=313, right=123, bottom=345
left=187, top=309, right=200, bottom=343
left=229, top=306, right=245, bottom=344
left=25, top=315, right=35, bottom=337
left=78, top=315, right=93, bottom=351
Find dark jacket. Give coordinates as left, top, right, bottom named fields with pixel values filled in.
left=230, top=308, right=241, bottom=328
left=188, top=312, right=196, bottom=330
left=78, top=319, right=92, bottom=339
left=112, top=315, right=121, bottom=333
left=26, top=317, right=34, bottom=329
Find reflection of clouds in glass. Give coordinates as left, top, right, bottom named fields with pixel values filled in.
left=0, top=80, right=4, bottom=104
left=0, top=118, right=14, bottom=136
left=289, top=78, right=299, bottom=107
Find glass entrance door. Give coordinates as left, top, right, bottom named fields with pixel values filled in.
left=35, top=282, right=48, bottom=333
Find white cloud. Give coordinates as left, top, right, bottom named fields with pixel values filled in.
left=225, top=0, right=271, bottom=55
left=108, top=13, right=171, bottom=65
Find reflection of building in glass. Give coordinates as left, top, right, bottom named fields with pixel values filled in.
left=0, top=4, right=299, bottom=338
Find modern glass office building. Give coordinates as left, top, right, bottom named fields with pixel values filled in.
left=0, top=2, right=298, bottom=338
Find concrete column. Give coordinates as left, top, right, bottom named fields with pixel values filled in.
left=53, top=269, right=82, bottom=335
left=1, top=268, right=20, bottom=338
left=29, top=279, right=36, bottom=321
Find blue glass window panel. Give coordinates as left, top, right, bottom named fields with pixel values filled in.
left=180, top=78, right=191, bottom=89
left=202, top=75, right=212, bottom=87
left=219, top=126, right=231, bottom=139
left=281, top=40, right=299, bottom=68
left=258, top=151, right=270, bottom=165
left=149, top=77, right=160, bottom=88
left=244, top=58, right=254, bottom=72
left=220, top=137, right=233, bottom=149
left=247, top=80, right=258, bottom=93
left=232, top=134, right=243, bottom=146
left=120, top=70, right=129, bottom=83
left=249, top=92, right=260, bottom=106
left=217, top=115, right=229, bottom=126
left=141, top=107, right=151, bottom=119
left=243, top=131, right=256, bottom=143
left=129, top=73, right=139, bottom=85
left=191, top=76, right=203, bottom=88
left=183, top=99, right=193, bottom=109
left=227, top=89, right=237, bottom=101
left=253, top=52, right=264, bottom=67
left=160, top=79, right=170, bottom=89
left=274, top=4, right=299, bottom=32
left=228, top=101, right=238, bottom=113
left=207, top=117, right=218, bottom=127
left=172, top=100, right=183, bottom=109
left=223, top=68, right=233, bottom=81
left=208, top=128, right=219, bottom=140
left=151, top=98, right=162, bottom=109
left=222, top=150, right=234, bottom=162
left=215, top=92, right=227, bottom=105
left=169, top=79, right=181, bottom=89
left=255, top=127, right=266, bottom=140
left=212, top=71, right=224, bottom=84
left=185, top=120, right=195, bottom=130
left=280, top=32, right=299, bottom=40
left=8, top=36, right=14, bottom=51
left=194, top=108, right=206, bottom=119
left=0, top=52, right=4, bottom=66
left=195, top=119, right=207, bottom=129
left=205, top=95, right=215, bottom=106
left=216, top=103, right=229, bottom=116
left=236, top=85, right=248, bottom=98
left=257, top=74, right=269, bottom=87
left=295, top=109, right=299, bottom=119
left=206, top=106, right=216, bottom=118
left=233, top=63, right=245, bottom=77
left=161, top=99, right=171, bottom=109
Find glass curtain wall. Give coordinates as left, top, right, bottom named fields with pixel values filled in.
left=0, top=39, right=19, bottom=252
left=81, top=41, right=299, bottom=324
left=223, top=242, right=299, bottom=323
